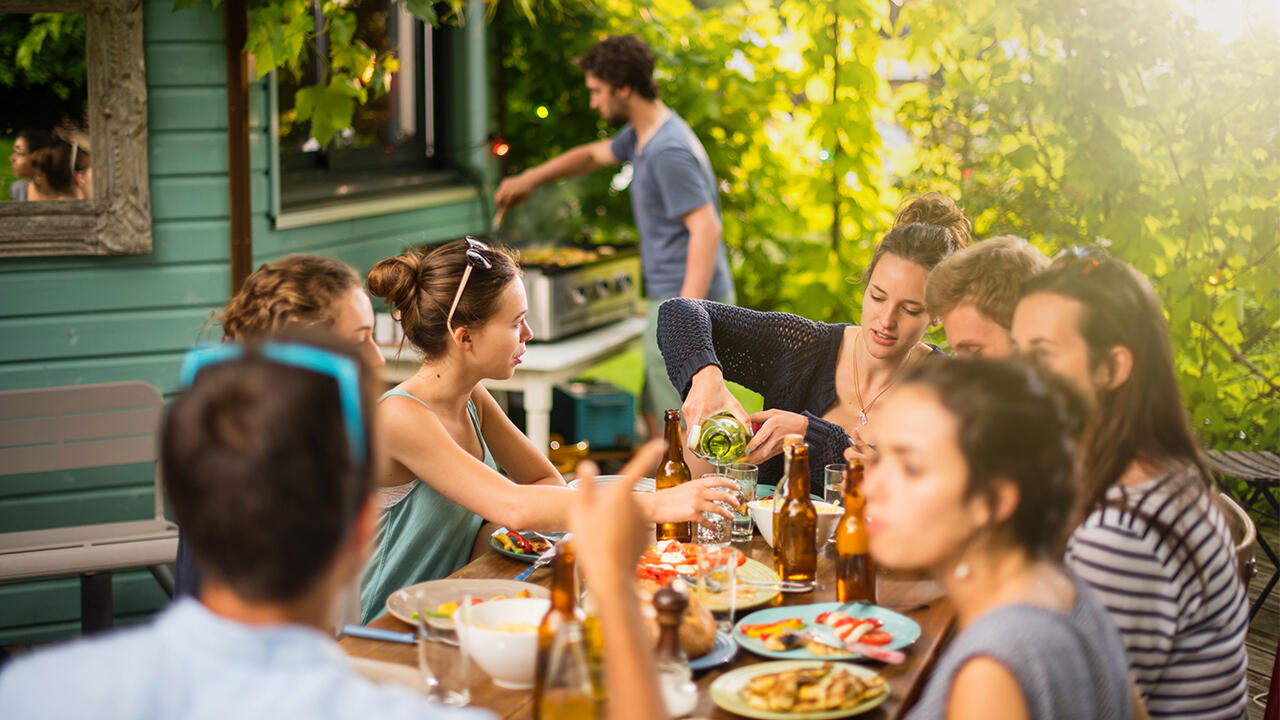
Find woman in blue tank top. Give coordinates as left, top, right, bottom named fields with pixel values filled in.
left=360, top=239, right=740, bottom=623
left=855, top=359, right=1143, bottom=720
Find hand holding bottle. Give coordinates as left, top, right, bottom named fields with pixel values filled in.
left=682, top=365, right=751, bottom=448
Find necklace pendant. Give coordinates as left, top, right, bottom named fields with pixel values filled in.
left=858, top=410, right=868, bottom=425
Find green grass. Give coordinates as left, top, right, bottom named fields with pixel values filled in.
left=576, top=346, right=764, bottom=416
left=0, top=138, right=17, bottom=198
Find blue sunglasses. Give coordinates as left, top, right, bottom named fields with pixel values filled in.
left=179, top=341, right=368, bottom=466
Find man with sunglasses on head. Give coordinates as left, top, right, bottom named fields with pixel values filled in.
left=0, top=331, right=492, bottom=719
left=495, top=34, right=735, bottom=438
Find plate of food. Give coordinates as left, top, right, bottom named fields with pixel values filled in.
left=633, top=579, right=723, bottom=667
left=566, top=475, right=657, bottom=492
left=489, top=527, right=561, bottom=562
left=634, top=539, right=781, bottom=612
left=386, top=578, right=549, bottom=630
left=709, top=660, right=888, bottom=719
left=689, top=630, right=738, bottom=671
left=733, top=602, right=920, bottom=661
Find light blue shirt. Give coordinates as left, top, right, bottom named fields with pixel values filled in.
left=0, top=598, right=494, bottom=720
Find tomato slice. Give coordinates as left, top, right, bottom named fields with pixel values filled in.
left=860, top=630, right=892, bottom=645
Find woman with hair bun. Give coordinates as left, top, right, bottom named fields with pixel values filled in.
left=658, top=192, right=970, bottom=489
left=175, top=254, right=384, bottom=600
left=361, top=238, right=738, bottom=623
left=28, top=133, right=91, bottom=201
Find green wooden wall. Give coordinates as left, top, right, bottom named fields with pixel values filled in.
left=0, top=0, right=488, bottom=645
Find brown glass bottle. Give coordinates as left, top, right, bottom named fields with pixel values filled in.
left=533, top=541, right=590, bottom=720
left=836, top=460, right=876, bottom=603
left=655, top=410, right=692, bottom=542
left=774, top=442, right=817, bottom=587
left=771, top=433, right=806, bottom=549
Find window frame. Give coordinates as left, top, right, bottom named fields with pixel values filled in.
left=0, top=0, right=152, bottom=257
left=268, top=6, right=476, bottom=230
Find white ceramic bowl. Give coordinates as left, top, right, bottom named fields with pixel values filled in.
left=749, top=499, right=844, bottom=548
left=457, top=597, right=549, bottom=689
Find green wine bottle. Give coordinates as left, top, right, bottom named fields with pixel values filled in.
left=687, top=411, right=753, bottom=464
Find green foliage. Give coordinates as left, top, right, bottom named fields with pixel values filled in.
left=0, top=137, right=16, bottom=195
left=177, top=0, right=468, bottom=147
left=0, top=13, right=87, bottom=130
left=1, top=13, right=85, bottom=99
left=890, top=0, right=1280, bottom=450
left=499, top=0, right=894, bottom=321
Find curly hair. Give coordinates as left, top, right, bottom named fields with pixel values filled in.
left=893, top=192, right=973, bottom=247
left=366, top=239, right=522, bottom=360
left=218, top=256, right=361, bottom=341
left=925, top=235, right=1049, bottom=326
left=574, top=35, right=659, bottom=100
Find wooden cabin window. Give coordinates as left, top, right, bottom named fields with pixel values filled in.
left=273, top=0, right=461, bottom=215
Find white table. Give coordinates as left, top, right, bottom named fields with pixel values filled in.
left=380, top=315, right=646, bottom=455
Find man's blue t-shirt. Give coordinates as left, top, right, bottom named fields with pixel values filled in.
left=610, top=113, right=734, bottom=300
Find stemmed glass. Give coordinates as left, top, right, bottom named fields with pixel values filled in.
left=418, top=594, right=471, bottom=706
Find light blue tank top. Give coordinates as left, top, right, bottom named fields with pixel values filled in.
left=359, top=389, right=495, bottom=623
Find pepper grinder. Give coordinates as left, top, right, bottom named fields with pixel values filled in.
left=653, top=585, right=697, bottom=718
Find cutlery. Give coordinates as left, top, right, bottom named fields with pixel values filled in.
left=342, top=624, right=415, bottom=645
left=805, top=632, right=906, bottom=665
left=690, top=574, right=821, bottom=593
left=513, top=532, right=572, bottom=581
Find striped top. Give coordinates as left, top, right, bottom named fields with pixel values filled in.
left=1065, top=467, right=1249, bottom=720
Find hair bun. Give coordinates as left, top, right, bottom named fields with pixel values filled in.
left=366, top=253, right=424, bottom=314
left=895, top=192, right=972, bottom=247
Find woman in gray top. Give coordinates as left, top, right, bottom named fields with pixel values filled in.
left=857, top=359, right=1143, bottom=720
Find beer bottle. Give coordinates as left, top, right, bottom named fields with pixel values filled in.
left=655, top=410, right=692, bottom=542
left=836, top=460, right=876, bottom=603
left=653, top=586, right=697, bottom=717
left=534, top=541, right=592, bottom=720
left=772, top=433, right=806, bottom=550
left=774, top=442, right=818, bottom=587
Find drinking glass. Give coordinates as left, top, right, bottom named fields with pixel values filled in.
left=724, top=463, right=758, bottom=542
left=418, top=596, right=471, bottom=706
left=824, top=464, right=846, bottom=506
left=695, top=543, right=738, bottom=631
left=696, top=471, right=733, bottom=545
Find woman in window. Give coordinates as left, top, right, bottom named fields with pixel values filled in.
left=361, top=239, right=736, bottom=623
left=8, top=129, right=53, bottom=201
left=27, top=134, right=91, bottom=201
left=658, top=193, right=970, bottom=488
left=1011, top=249, right=1248, bottom=720
left=864, top=358, right=1138, bottom=720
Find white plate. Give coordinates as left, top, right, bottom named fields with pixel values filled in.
left=386, top=578, right=549, bottom=630
left=709, top=660, right=889, bottom=719
left=567, top=474, right=656, bottom=492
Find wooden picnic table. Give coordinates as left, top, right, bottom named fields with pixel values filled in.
left=340, top=535, right=955, bottom=719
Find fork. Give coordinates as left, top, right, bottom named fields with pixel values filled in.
left=513, top=532, right=572, bottom=581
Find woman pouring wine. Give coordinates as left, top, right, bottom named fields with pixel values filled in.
left=658, top=193, right=970, bottom=487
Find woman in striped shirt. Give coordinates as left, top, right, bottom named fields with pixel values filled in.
left=1012, top=248, right=1249, bottom=720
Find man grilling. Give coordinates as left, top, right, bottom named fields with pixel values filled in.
left=495, top=34, right=735, bottom=438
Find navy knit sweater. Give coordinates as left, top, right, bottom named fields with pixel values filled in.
left=658, top=298, right=945, bottom=489
left=657, top=298, right=856, bottom=490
